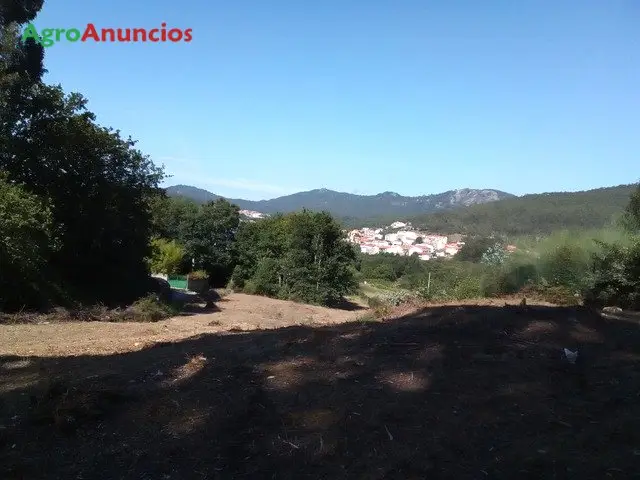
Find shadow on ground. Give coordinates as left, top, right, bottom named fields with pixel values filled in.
left=2, top=304, right=640, bottom=479
left=327, top=298, right=367, bottom=312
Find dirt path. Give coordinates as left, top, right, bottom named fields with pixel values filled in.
left=0, top=293, right=368, bottom=357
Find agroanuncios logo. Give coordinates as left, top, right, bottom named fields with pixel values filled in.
left=21, top=22, right=192, bottom=47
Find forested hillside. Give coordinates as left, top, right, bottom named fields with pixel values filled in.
left=166, top=185, right=513, bottom=218
left=353, top=184, right=636, bottom=235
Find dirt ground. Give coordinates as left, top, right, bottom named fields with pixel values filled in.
left=0, top=293, right=367, bottom=357
left=2, top=294, right=640, bottom=479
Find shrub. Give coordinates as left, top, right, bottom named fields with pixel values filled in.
left=527, top=285, right=580, bottom=306
left=122, top=294, right=178, bottom=322
left=148, top=238, right=185, bottom=275
left=481, top=242, right=508, bottom=266
left=188, top=270, right=208, bottom=280
left=495, top=263, right=539, bottom=294
left=584, top=239, right=640, bottom=309
left=538, top=243, right=590, bottom=291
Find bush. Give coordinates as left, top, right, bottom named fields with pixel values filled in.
left=418, top=260, right=488, bottom=302
left=538, top=243, right=590, bottom=291
left=494, top=263, right=539, bottom=294
left=367, top=297, right=391, bottom=318
left=249, top=258, right=280, bottom=296
left=188, top=270, right=209, bottom=280
left=122, top=294, right=178, bottom=322
left=584, top=239, right=640, bottom=309
left=518, top=284, right=580, bottom=306
left=148, top=238, right=185, bottom=275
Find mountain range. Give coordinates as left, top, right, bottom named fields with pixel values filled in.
left=165, top=185, right=514, bottom=218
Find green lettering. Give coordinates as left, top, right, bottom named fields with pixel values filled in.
left=55, top=28, right=65, bottom=41
left=40, top=28, right=55, bottom=47
left=66, top=28, right=81, bottom=42
left=21, top=23, right=41, bottom=44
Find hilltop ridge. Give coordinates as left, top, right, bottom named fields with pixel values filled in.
left=165, top=185, right=514, bottom=218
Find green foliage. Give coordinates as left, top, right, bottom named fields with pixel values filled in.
left=404, top=185, right=637, bottom=236
left=148, top=238, right=185, bottom=275
left=233, top=210, right=358, bottom=306
left=149, top=194, right=199, bottom=239
left=417, top=260, right=487, bottom=301
left=123, top=294, right=179, bottom=322
left=356, top=220, right=640, bottom=307
left=0, top=174, right=55, bottom=310
left=537, top=243, right=590, bottom=291
left=457, top=237, right=497, bottom=262
left=359, top=252, right=424, bottom=285
left=178, top=198, right=240, bottom=285
left=244, top=258, right=280, bottom=296
left=621, top=182, right=640, bottom=233
left=1, top=3, right=45, bottom=95
left=585, top=239, right=640, bottom=309
left=2, top=83, right=164, bottom=306
left=149, top=195, right=240, bottom=285
left=2, top=3, right=165, bottom=310
left=481, top=242, right=507, bottom=266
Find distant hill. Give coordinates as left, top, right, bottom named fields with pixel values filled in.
left=165, top=185, right=514, bottom=218
left=165, top=185, right=222, bottom=204
left=398, top=184, right=637, bottom=236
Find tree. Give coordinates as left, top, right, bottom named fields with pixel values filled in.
left=1, top=0, right=167, bottom=309
left=457, top=237, right=497, bottom=263
left=232, top=210, right=357, bottom=306
left=149, top=194, right=200, bottom=240
left=1, top=84, right=164, bottom=305
left=0, top=173, right=54, bottom=310
left=181, top=198, right=240, bottom=285
left=148, top=238, right=185, bottom=275
left=1, top=1, right=45, bottom=95
left=622, top=182, right=640, bottom=233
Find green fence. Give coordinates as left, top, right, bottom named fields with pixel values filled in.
left=167, top=275, right=188, bottom=290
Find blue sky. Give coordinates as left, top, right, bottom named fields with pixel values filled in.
left=34, top=1, right=639, bottom=200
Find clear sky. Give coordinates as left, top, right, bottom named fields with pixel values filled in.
left=34, top=0, right=639, bottom=200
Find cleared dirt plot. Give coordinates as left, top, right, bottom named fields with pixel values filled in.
left=0, top=293, right=367, bottom=357
left=2, top=295, right=640, bottom=479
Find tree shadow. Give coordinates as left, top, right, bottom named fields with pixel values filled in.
left=327, top=297, right=367, bottom=311
left=178, top=303, right=222, bottom=315
left=2, top=304, right=640, bottom=479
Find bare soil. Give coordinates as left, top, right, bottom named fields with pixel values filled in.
left=1, top=294, right=640, bottom=479
left=0, top=293, right=367, bottom=357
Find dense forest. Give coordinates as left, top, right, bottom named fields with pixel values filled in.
left=345, top=184, right=636, bottom=235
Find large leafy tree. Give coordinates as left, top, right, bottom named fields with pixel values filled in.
left=149, top=195, right=200, bottom=240
left=1, top=0, right=45, bottom=93
left=233, top=210, right=357, bottom=306
left=1, top=85, right=164, bottom=304
left=622, top=182, right=640, bottom=233
left=181, top=198, right=240, bottom=285
left=1, top=0, right=165, bottom=307
left=0, top=173, right=54, bottom=310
